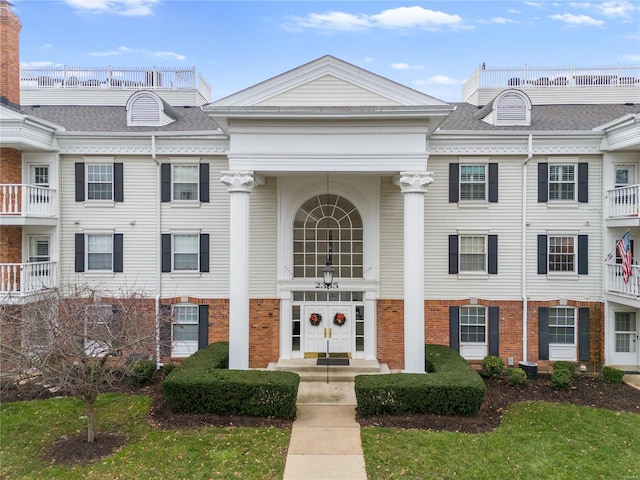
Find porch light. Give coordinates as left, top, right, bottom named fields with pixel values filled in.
left=322, top=261, right=334, bottom=287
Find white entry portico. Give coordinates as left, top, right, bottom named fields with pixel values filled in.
left=204, top=55, right=454, bottom=369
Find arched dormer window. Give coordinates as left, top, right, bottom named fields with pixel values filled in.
left=493, top=89, right=532, bottom=126
left=126, top=91, right=179, bottom=127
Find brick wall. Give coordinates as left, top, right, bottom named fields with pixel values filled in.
left=249, top=298, right=280, bottom=368
left=0, top=148, right=21, bottom=183
left=376, top=299, right=404, bottom=370
left=0, top=1, right=21, bottom=107
left=0, top=225, right=22, bottom=263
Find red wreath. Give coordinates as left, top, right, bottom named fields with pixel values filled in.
left=309, top=313, right=322, bottom=326
left=333, top=312, right=346, bottom=326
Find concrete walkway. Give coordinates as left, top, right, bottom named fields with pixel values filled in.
left=283, top=381, right=367, bottom=480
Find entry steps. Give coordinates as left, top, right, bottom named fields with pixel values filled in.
left=269, top=358, right=390, bottom=382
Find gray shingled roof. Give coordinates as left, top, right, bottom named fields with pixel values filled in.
left=22, top=105, right=220, bottom=133
left=439, top=103, right=640, bottom=131
left=20, top=102, right=640, bottom=133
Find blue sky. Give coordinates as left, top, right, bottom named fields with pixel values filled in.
left=13, top=0, right=640, bottom=101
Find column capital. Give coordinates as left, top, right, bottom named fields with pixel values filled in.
left=221, top=170, right=265, bottom=193
left=393, top=171, right=434, bottom=194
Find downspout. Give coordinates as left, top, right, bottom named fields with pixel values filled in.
left=151, top=135, right=161, bottom=369
left=522, top=134, right=533, bottom=362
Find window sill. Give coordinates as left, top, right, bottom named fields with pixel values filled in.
left=84, top=271, right=115, bottom=278
left=546, top=201, right=580, bottom=209
left=546, top=273, right=580, bottom=280
left=457, top=201, right=490, bottom=209
left=169, top=201, right=201, bottom=208
left=83, top=201, right=115, bottom=208
left=169, top=271, right=202, bottom=278
left=457, top=273, right=490, bottom=280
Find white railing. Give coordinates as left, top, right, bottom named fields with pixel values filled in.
left=462, top=64, right=640, bottom=100
left=607, top=262, right=640, bottom=297
left=0, top=184, right=58, bottom=218
left=607, top=185, right=640, bottom=218
left=0, top=262, right=58, bottom=295
left=20, top=65, right=198, bottom=91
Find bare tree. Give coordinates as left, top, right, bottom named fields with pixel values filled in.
left=1, top=284, right=166, bottom=443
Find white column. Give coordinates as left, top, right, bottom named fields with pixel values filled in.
left=395, top=172, right=433, bottom=373
left=221, top=171, right=259, bottom=370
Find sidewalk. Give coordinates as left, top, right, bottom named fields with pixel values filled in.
left=283, top=381, right=367, bottom=480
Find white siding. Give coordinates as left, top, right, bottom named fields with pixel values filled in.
left=379, top=178, right=404, bottom=298
left=250, top=177, right=277, bottom=297
left=256, top=75, right=403, bottom=107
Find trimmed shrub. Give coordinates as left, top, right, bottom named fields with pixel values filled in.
left=480, top=355, right=505, bottom=379
left=163, top=342, right=298, bottom=419
left=128, top=358, right=156, bottom=386
left=162, top=363, right=178, bottom=377
left=602, top=366, right=625, bottom=384
left=355, top=345, right=486, bottom=417
left=551, top=369, right=573, bottom=390
left=506, top=367, right=528, bottom=387
left=553, top=361, right=576, bottom=376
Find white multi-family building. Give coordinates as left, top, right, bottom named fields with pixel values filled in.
left=1, top=2, right=639, bottom=372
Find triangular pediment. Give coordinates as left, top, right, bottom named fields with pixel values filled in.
left=209, top=55, right=448, bottom=108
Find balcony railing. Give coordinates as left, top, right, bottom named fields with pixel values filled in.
left=463, top=64, right=640, bottom=101
left=0, top=262, right=59, bottom=296
left=0, top=185, right=58, bottom=218
left=607, top=185, right=640, bottom=218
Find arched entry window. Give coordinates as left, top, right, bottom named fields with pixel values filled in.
left=293, top=194, right=363, bottom=278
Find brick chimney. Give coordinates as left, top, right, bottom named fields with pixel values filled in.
left=0, top=1, right=21, bottom=108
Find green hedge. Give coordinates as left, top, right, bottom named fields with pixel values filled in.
left=163, top=342, right=299, bottom=419
left=355, top=345, right=486, bottom=417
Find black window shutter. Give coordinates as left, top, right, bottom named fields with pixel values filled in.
left=159, top=304, right=172, bottom=357
left=113, top=233, right=123, bottom=272
left=537, top=235, right=548, bottom=274
left=488, top=163, right=498, bottom=203
left=199, top=163, right=209, bottom=203
left=75, top=233, right=85, bottom=272
left=578, top=307, right=590, bottom=362
left=449, top=235, right=459, bottom=274
left=577, top=163, right=588, bottom=203
left=578, top=235, right=588, bottom=275
left=489, top=306, right=499, bottom=356
left=449, top=163, right=459, bottom=203
left=538, top=163, right=548, bottom=203
left=449, top=306, right=460, bottom=352
left=161, top=163, right=171, bottom=202
left=488, top=235, right=498, bottom=274
left=198, top=304, right=209, bottom=350
left=539, top=307, right=549, bottom=360
left=114, top=163, right=124, bottom=202
left=200, top=234, right=210, bottom=273
left=75, top=163, right=85, bottom=202
left=161, top=234, right=171, bottom=272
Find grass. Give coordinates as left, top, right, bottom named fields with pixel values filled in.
left=361, top=401, right=640, bottom=480
left=0, top=393, right=290, bottom=480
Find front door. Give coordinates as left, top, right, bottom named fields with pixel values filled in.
left=613, top=311, right=639, bottom=367
left=303, top=305, right=353, bottom=355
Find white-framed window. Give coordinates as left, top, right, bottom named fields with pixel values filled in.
left=459, top=164, right=486, bottom=201
left=172, top=304, right=198, bottom=357
left=460, top=236, right=486, bottom=272
left=28, top=236, right=50, bottom=263
left=549, top=307, right=576, bottom=346
left=548, top=236, right=575, bottom=272
left=615, top=164, right=636, bottom=188
left=549, top=164, right=575, bottom=201
left=173, top=165, right=199, bottom=201
left=87, top=164, right=113, bottom=200
left=460, top=306, right=487, bottom=344
left=87, top=234, right=113, bottom=271
left=173, top=234, right=199, bottom=271
left=30, top=165, right=49, bottom=188
left=84, top=303, right=115, bottom=357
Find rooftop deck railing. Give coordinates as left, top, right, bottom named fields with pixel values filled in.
left=20, top=65, right=204, bottom=91
left=0, top=184, right=58, bottom=218
left=462, top=64, right=640, bottom=100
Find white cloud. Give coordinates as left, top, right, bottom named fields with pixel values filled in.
left=415, top=75, right=464, bottom=86
left=154, top=51, right=186, bottom=61
left=391, top=63, right=424, bottom=70
left=596, top=1, right=638, bottom=18
left=549, top=13, right=604, bottom=26
left=491, top=17, right=518, bottom=24
left=64, top=0, right=158, bottom=16
left=622, top=53, right=640, bottom=62
left=285, top=6, right=468, bottom=32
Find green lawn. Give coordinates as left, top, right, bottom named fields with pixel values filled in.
left=0, top=393, right=290, bottom=480
left=361, top=401, right=640, bottom=480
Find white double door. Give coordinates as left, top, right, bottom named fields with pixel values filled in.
left=304, top=305, right=353, bottom=354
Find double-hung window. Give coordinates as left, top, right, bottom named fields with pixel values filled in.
left=87, top=234, right=113, bottom=271
left=538, top=234, right=588, bottom=275
left=460, top=236, right=486, bottom=272
left=172, top=304, right=199, bottom=356
left=161, top=162, right=209, bottom=203
left=460, top=306, right=487, bottom=344
left=549, top=307, right=576, bottom=345
left=449, top=162, right=498, bottom=203
left=548, top=236, right=575, bottom=272
left=173, top=165, right=199, bottom=201
left=450, top=305, right=499, bottom=359
left=449, top=234, right=498, bottom=275
left=460, top=165, right=486, bottom=201
left=538, top=162, right=588, bottom=203
left=173, top=234, right=199, bottom=271
left=74, top=233, right=123, bottom=273
left=539, top=306, right=589, bottom=362
left=549, top=165, right=575, bottom=201
left=87, top=164, right=113, bottom=200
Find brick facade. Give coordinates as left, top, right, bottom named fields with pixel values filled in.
left=249, top=298, right=280, bottom=368
left=376, top=298, right=605, bottom=372
left=0, top=1, right=21, bottom=107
